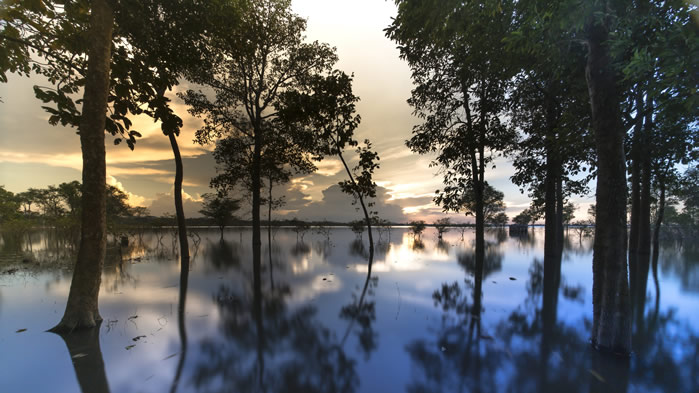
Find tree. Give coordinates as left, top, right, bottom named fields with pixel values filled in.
left=490, top=212, right=509, bottom=227
left=0, top=186, right=20, bottom=223
left=409, top=220, right=426, bottom=239
left=350, top=219, right=365, bottom=239
left=583, top=1, right=632, bottom=354
left=58, top=181, right=82, bottom=217
left=276, top=69, right=379, bottom=267
left=182, top=0, right=339, bottom=290
left=512, top=209, right=534, bottom=226
left=434, top=218, right=451, bottom=239
left=51, top=0, right=114, bottom=331
left=443, top=182, right=507, bottom=226
left=199, top=193, right=240, bottom=238
left=506, top=0, right=594, bottom=260
left=387, top=0, right=517, bottom=281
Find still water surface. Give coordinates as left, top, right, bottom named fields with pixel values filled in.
left=0, top=227, right=697, bottom=392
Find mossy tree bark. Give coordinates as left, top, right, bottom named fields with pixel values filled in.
left=51, top=0, right=113, bottom=332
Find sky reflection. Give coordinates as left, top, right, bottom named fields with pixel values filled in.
left=0, top=227, right=697, bottom=392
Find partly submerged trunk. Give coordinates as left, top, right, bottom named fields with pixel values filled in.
left=52, top=0, right=113, bottom=332
left=268, top=177, right=274, bottom=289
left=585, top=20, right=631, bottom=355
left=252, top=127, right=262, bottom=298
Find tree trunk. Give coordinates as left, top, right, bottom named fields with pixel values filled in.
left=628, top=106, right=642, bottom=314
left=51, top=0, right=113, bottom=332
left=169, top=133, right=190, bottom=264
left=585, top=20, right=632, bottom=354
left=544, top=143, right=558, bottom=259
left=252, top=126, right=262, bottom=298
left=268, top=177, right=274, bottom=289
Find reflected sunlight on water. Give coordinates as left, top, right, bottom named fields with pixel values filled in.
left=0, top=227, right=697, bottom=392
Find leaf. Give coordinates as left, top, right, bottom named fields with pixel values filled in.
left=15, top=328, right=27, bottom=333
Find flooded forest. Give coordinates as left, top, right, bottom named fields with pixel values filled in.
left=0, top=0, right=697, bottom=392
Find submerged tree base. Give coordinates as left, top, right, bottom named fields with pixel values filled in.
left=590, top=340, right=632, bottom=357
left=49, top=310, right=103, bottom=333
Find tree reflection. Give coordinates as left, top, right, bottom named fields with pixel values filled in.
left=406, top=237, right=502, bottom=392
left=192, top=267, right=358, bottom=392
left=203, top=238, right=241, bottom=272
left=51, top=322, right=111, bottom=393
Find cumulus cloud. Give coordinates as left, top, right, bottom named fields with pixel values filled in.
left=107, top=175, right=149, bottom=207
left=148, top=188, right=204, bottom=217
left=294, top=184, right=406, bottom=222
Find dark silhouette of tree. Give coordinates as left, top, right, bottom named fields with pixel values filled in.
left=199, top=193, right=240, bottom=238
left=387, top=0, right=517, bottom=298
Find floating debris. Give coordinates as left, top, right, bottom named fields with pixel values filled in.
left=15, top=328, right=27, bottom=333
left=588, top=369, right=606, bottom=383
left=162, top=353, right=178, bottom=361
left=132, top=335, right=146, bottom=342
left=125, top=345, right=136, bottom=350
left=509, top=277, right=517, bottom=281
left=71, top=353, right=88, bottom=359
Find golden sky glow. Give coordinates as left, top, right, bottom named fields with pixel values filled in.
left=0, top=0, right=596, bottom=222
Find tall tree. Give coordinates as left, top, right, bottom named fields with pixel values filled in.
left=199, top=193, right=240, bottom=238
left=51, top=0, right=114, bottom=331
left=583, top=2, right=632, bottom=354
left=387, top=0, right=516, bottom=267
left=182, top=0, right=339, bottom=285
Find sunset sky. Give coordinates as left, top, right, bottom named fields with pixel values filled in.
left=0, top=0, right=595, bottom=223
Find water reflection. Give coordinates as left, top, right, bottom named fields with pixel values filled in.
left=0, top=228, right=697, bottom=393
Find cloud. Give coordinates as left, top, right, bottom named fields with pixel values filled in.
left=294, top=184, right=406, bottom=222
left=148, top=188, right=204, bottom=217
left=107, top=175, right=149, bottom=207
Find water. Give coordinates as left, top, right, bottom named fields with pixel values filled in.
left=0, top=227, right=697, bottom=392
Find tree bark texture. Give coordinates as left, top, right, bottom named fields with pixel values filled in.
left=585, top=20, right=632, bottom=354
left=52, top=0, right=113, bottom=332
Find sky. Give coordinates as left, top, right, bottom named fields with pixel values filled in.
left=0, top=0, right=595, bottom=223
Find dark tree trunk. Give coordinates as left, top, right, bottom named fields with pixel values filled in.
left=544, top=144, right=558, bottom=259
left=268, top=177, right=274, bottom=289
left=51, top=0, right=113, bottom=332
left=638, top=110, right=653, bottom=263
left=252, top=125, right=262, bottom=305
left=169, top=133, right=190, bottom=264
left=52, top=322, right=111, bottom=393
left=585, top=20, right=632, bottom=354
left=337, top=148, right=375, bottom=271
left=628, top=92, right=642, bottom=312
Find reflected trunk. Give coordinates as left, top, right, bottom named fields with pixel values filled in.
left=52, top=322, right=111, bottom=393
